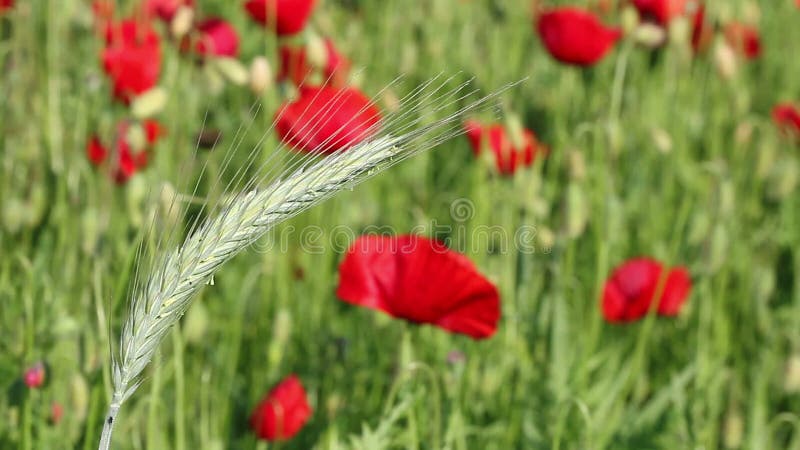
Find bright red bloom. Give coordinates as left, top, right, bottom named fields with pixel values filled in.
left=602, top=258, right=692, bottom=323
left=87, top=120, right=163, bottom=183
left=773, top=103, right=800, bottom=139
left=724, top=22, right=762, bottom=60
left=195, top=18, right=240, bottom=57
left=632, top=0, right=688, bottom=24
left=23, top=363, right=45, bottom=389
left=536, top=7, right=622, bottom=66
left=464, top=120, right=546, bottom=176
left=244, top=0, right=316, bottom=36
left=86, top=137, right=108, bottom=166
left=101, top=19, right=162, bottom=103
left=336, top=235, right=501, bottom=339
left=274, top=86, right=381, bottom=154
left=250, top=375, right=312, bottom=441
left=143, top=0, right=194, bottom=22
left=278, top=38, right=350, bottom=88
left=0, top=0, right=13, bottom=14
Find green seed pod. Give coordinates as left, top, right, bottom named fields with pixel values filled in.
left=183, top=299, right=209, bottom=345
left=131, top=87, right=167, bottom=120
left=563, top=183, right=588, bottom=239
left=70, top=373, right=90, bottom=423
left=214, top=57, right=249, bottom=86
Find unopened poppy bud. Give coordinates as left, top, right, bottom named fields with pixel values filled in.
left=382, top=89, right=401, bottom=113
left=183, top=299, right=209, bottom=345
left=767, top=158, right=799, bottom=200
left=505, top=113, right=526, bottom=150
left=568, top=149, right=586, bottom=181
left=214, top=57, right=249, bottom=86
left=563, top=183, right=588, bottom=239
left=651, top=127, right=673, bottom=154
left=26, top=184, right=47, bottom=228
left=723, top=406, right=744, bottom=449
left=204, top=64, right=225, bottom=95
left=70, top=374, right=89, bottom=423
left=305, top=33, right=328, bottom=70
left=714, top=40, right=738, bottom=80
left=756, top=142, right=777, bottom=180
left=620, top=6, right=640, bottom=34
left=606, top=121, right=624, bottom=156
left=784, top=354, right=800, bottom=393
left=2, top=197, right=24, bottom=233
left=170, top=5, right=194, bottom=39
left=273, top=308, right=292, bottom=345
left=23, top=362, right=45, bottom=388
left=81, top=209, right=100, bottom=255
left=667, top=16, right=690, bottom=47
left=634, top=23, right=667, bottom=48
left=249, top=56, right=272, bottom=95
left=126, top=175, right=148, bottom=228
left=131, top=87, right=167, bottom=119
left=325, top=393, right=343, bottom=419
left=688, top=212, right=711, bottom=246
left=401, top=42, right=418, bottom=74
left=734, top=121, right=754, bottom=146
left=126, top=123, right=147, bottom=152
left=743, top=1, right=761, bottom=24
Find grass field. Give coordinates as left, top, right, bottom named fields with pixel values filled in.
left=3, top=0, right=800, bottom=449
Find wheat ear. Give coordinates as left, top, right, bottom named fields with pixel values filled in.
left=98, top=76, right=517, bottom=449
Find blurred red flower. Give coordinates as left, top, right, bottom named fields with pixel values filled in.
left=602, top=257, right=692, bottom=323
left=336, top=235, right=501, bottom=339
left=87, top=120, right=163, bottom=184
left=50, top=402, right=64, bottom=425
left=244, top=0, right=316, bottom=36
left=690, top=3, right=712, bottom=53
left=464, top=120, right=547, bottom=176
left=195, top=18, right=240, bottom=57
left=536, top=7, right=621, bottom=66
left=278, top=38, right=350, bottom=88
left=0, top=0, right=13, bottom=14
left=250, top=375, right=312, bottom=441
left=632, top=0, right=688, bottom=24
left=102, top=19, right=162, bottom=103
left=23, top=363, right=45, bottom=389
left=144, top=0, right=194, bottom=22
left=724, top=22, right=762, bottom=60
left=274, top=86, right=381, bottom=154
left=773, top=103, right=800, bottom=139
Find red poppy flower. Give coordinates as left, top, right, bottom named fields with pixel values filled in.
left=195, top=18, right=240, bottom=57
left=23, top=363, right=45, bottom=389
left=690, top=3, right=712, bottom=53
left=143, top=0, right=194, bottom=22
left=87, top=120, right=163, bottom=183
left=278, top=38, right=350, bottom=88
left=101, top=19, right=162, bottom=103
left=250, top=375, right=312, bottom=441
left=773, top=103, right=800, bottom=140
left=724, top=22, right=762, bottom=60
left=632, top=0, right=688, bottom=24
left=336, top=235, right=501, bottom=339
left=0, top=0, right=13, bottom=14
left=274, top=86, right=381, bottom=154
left=464, top=120, right=547, bottom=176
left=602, top=257, right=692, bottom=323
left=536, top=7, right=622, bottom=66
left=244, top=0, right=316, bottom=36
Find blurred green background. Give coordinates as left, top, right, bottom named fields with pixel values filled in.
left=2, top=0, right=800, bottom=448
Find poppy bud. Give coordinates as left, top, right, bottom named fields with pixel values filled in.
left=126, top=123, right=147, bottom=152
left=305, top=33, right=328, bottom=71
left=756, top=142, right=778, bottom=180
left=214, top=57, right=249, bottom=86
left=26, top=184, right=47, bottom=229
left=568, top=149, right=586, bottom=181
left=633, top=23, right=667, bottom=48
left=751, top=264, right=775, bottom=305
left=651, top=127, right=673, bottom=153
left=734, top=121, right=754, bottom=146
left=767, top=158, right=800, bottom=200
left=723, top=405, right=744, bottom=449
left=269, top=309, right=292, bottom=367
left=126, top=175, right=148, bottom=228
left=667, top=16, right=690, bottom=47
left=183, top=299, right=209, bottom=345
left=687, top=212, right=711, bottom=246
left=708, top=224, right=729, bottom=272
left=537, top=226, right=556, bottom=251
left=249, top=56, right=273, bottom=95
left=714, top=40, right=739, bottom=80
left=621, top=6, right=641, bottom=34
left=784, top=354, right=800, bottom=393
left=204, top=63, right=225, bottom=95
left=69, top=374, right=89, bottom=422
left=563, top=183, right=588, bottom=239
left=2, top=198, right=24, bottom=233
left=131, top=87, right=167, bottom=120
left=81, top=209, right=101, bottom=255
left=170, top=5, right=194, bottom=39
